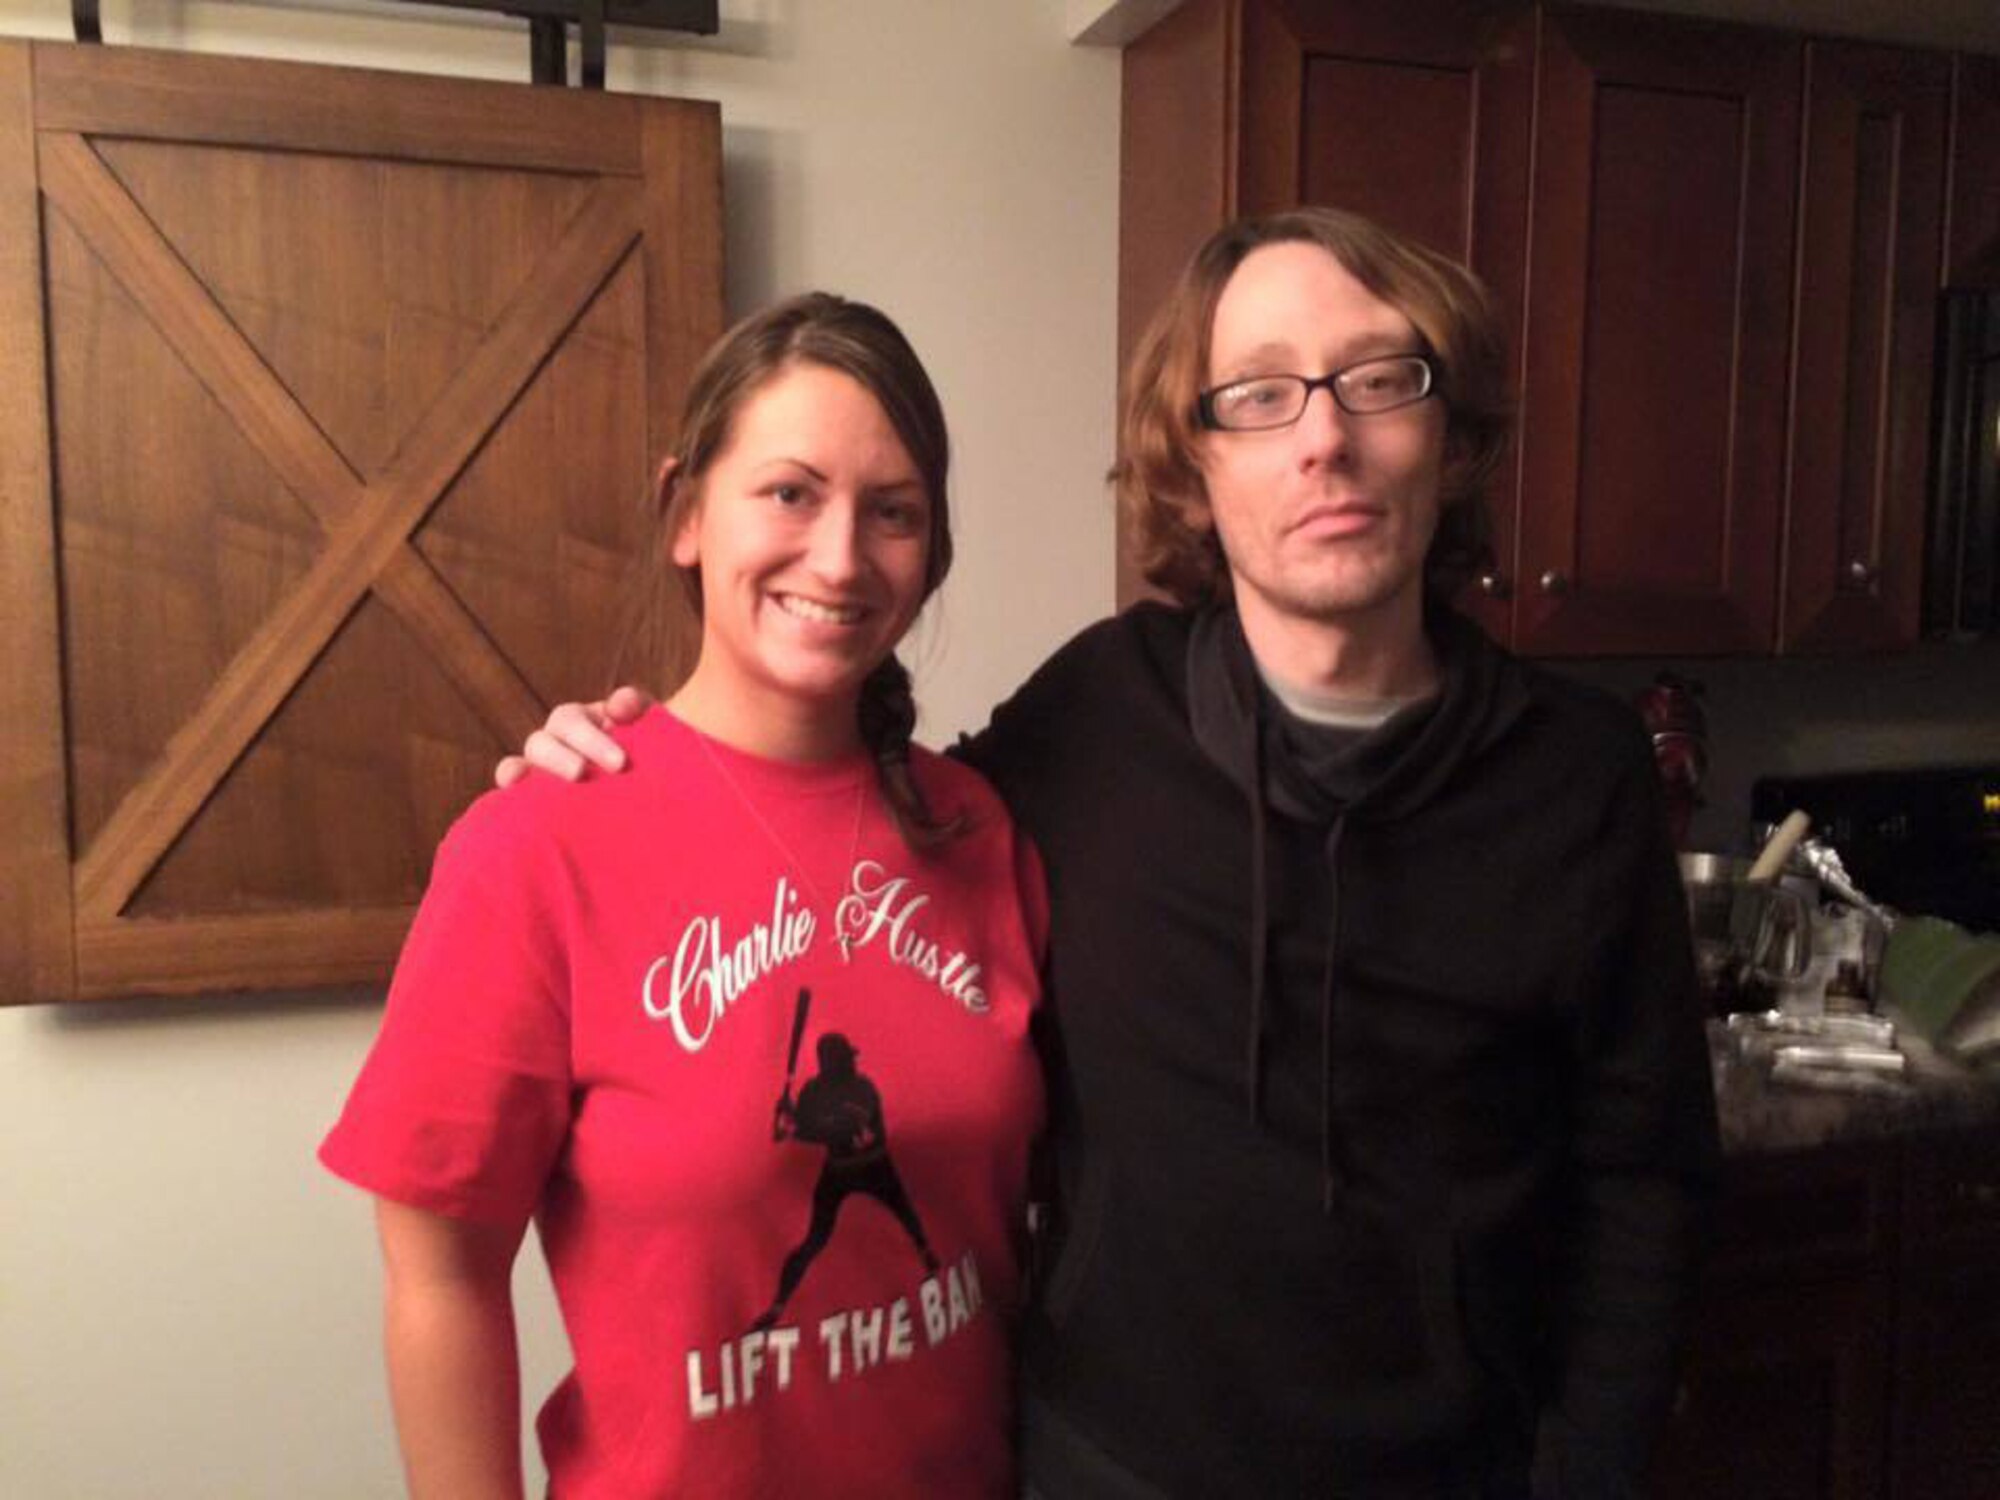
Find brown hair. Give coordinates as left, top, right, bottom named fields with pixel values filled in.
left=613, top=292, right=960, bottom=847
left=1114, top=206, right=1511, bottom=607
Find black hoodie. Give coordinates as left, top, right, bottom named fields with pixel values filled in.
left=960, top=602, right=1719, bottom=1499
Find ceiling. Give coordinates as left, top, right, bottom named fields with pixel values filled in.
left=1589, top=0, right=2000, bottom=53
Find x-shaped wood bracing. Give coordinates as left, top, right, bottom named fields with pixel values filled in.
left=39, top=132, right=645, bottom=922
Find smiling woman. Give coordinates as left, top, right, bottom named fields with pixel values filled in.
left=320, top=292, right=1047, bottom=1500
left=631, top=293, right=961, bottom=844
left=667, top=362, right=935, bottom=760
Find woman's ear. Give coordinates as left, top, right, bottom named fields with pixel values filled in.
left=652, top=455, right=681, bottom=516
left=658, top=457, right=700, bottom=568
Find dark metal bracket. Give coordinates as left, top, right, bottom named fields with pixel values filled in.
left=70, top=1, right=719, bottom=89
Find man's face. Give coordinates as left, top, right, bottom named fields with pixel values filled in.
left=1196, top=242, right=1447, bottom=643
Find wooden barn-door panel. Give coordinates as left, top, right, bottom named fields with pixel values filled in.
left=0, top=41, right=723, bottom=1003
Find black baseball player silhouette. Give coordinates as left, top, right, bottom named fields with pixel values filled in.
left=750, top=1025, right=938, bottom=1333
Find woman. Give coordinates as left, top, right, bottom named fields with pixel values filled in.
left=322, top=293, right=1046, bottom=1500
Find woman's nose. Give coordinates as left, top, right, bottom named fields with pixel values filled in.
left=804, top=500, right=863, bottom=579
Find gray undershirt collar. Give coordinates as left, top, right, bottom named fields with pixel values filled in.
left=1253, top=661, right=1429, bottom=732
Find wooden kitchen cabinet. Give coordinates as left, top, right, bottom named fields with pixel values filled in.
left=1117, top=0, right=1533, bottom=363
left=1118, top=2, right=1972, bottom=660
left=1780, top=42, right=1950, bottom=654
left=0, top=43, right=723, bottom=1004
left=1118, top=0, right=1799, bottom=654
left=1525, top=25, right=1949, bottom=659
left=1115, top=0, right=1534, bottom=635
left=1946, top=54, right=2000, bottom=287
left=1514, top=7, right=1800, bottom=656
left=1654, top=1272, right=1893, bottom=1499
left=1888, top=1129, right=2000, bottom=1499
left=1649, top=1141, right=1898, bottom=1498
left=1648, top=1126, right=2000, bottom=1500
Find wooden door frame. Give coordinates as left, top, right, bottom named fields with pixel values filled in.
left=0, top=43, right=74, bottom=1004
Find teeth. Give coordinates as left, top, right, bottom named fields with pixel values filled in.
left=777, top=595, right=864, bottom=625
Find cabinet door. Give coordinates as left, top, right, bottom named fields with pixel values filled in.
left=1890, top=1131, right=2000, bottom=1500
left=1649, top=1273, right=1892, bottom=1500
left=1648, top=1142, right=1897, bottom=1500
left=1780, top=42, right=1949, bottom=654
left=1946, top=54, right=2000, bottom=287
left=1232, top=0, right=1533, bottom=265
left=1517, top=9, right=1800, bottom=655
left=1116, top=0, right=1534, bottom=617
left=1238, top=0, right=1534, bottom=638
left=0, top=42, right=722, bottom=1003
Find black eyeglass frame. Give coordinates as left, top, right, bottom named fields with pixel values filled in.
left=1195, top=353, right=1441, bottom=432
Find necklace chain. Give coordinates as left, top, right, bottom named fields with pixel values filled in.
left=688, top=727, right=869, bottom=963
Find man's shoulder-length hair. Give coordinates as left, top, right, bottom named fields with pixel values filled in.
left=1114, top=206, right=1512, bottom=608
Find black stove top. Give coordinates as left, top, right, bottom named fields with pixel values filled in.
left=1751, top=764, right=2000, bottom=931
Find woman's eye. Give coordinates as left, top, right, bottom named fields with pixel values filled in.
left=770, top=483, right=809, bottom=507
left=871, top=498, right=925, bottom=535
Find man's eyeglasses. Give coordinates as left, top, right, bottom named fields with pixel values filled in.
left=1196, top=354, right=1438, bottom=431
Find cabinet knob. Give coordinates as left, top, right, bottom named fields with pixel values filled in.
left=1475, top=569, right=1510, bottom=599
left=1537, top=569, right=1570, bottom=597
left=1843, top=559, right=1877, bottom=590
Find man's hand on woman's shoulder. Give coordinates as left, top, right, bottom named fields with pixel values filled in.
left=495, top=686, right=655, bottom=788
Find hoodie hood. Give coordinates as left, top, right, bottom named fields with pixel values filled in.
left=1188, top=603, right=1528, bottom=822
left=1185, top=603, right=1533, bottom=1206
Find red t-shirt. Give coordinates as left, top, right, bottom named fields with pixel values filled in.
left=322, top=709, right=1046, bottom=1499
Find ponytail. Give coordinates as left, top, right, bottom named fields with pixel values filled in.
left=857, top=655, right=963, bottom=850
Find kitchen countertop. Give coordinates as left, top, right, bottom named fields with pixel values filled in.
left=1709, top=1016, right=2000, bottom=1155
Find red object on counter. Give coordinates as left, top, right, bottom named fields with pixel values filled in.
left=1635, top=672, right=1708, bottom=850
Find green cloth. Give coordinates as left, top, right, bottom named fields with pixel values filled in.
left=1880, top=915, right=2000, bottom=1049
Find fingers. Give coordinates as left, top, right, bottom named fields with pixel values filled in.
left=540, top=702, right=628, bottom=775
left=521, top=724, right=601, bottom=781
left=495, top=691, right=652, bottom=790
left=603, top=685, right=656, bottom=724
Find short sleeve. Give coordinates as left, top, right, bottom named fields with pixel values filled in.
left=319, top=793, right=574, bottom=1226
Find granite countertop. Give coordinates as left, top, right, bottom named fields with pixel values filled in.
left=1709, top=1015, right=2000, bottom=1155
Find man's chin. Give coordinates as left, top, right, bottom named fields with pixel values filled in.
left=1269, top=571, right=1422, bottom=628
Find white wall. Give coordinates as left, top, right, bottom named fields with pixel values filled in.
left=0, top=3, right=1119, bottom=1495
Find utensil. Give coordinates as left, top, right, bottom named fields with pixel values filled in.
left=1747, top=808, right=1812, bottom=883
left=1793, top=839, right=1897, bottom=930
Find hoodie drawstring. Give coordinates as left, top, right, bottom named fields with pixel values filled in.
left=1244, top=700, right=1348, bottom=1211
left=1318, top=818, right=1348, bottom=1212
left=1246, top=705, right=1269, bottom=1126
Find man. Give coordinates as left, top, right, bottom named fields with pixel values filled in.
left=507, top=208, right=1718, bottom=1497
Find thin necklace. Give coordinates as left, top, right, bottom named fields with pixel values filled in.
left=687, top=724, right=869, bottom=964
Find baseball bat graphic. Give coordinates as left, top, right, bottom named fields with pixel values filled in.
left=775, top=987, right=811, bottom=1136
